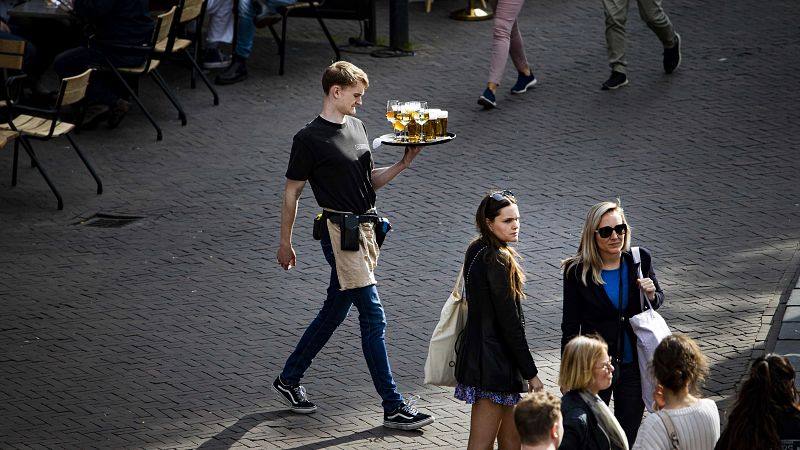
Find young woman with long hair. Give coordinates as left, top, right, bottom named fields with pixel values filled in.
left=715, top=354, right=800, bottom=449
left=560, top=200, right=665, bottom=447
left=455, top=190, right=544, bottom=450
left=632, top=335, right=720, bottom=449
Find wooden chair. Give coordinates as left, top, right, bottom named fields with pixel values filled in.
left=1, top=68, right=102, bottom=210
left=103, top=6, right=182, bottom=141
left=155, top=0, right=219, bottom=106
left=266, top=1, right=341, bottom=76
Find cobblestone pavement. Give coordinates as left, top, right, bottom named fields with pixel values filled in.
left=1, top=0, right=799, bottom=448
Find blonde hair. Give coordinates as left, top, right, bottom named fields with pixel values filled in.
left=474, top=192, right=525, bottom=299
left=559, top=335, right=608, bottom=391
left=561, top=200, right=631, bottom=286
left=321, top=61, right=369, bottom=94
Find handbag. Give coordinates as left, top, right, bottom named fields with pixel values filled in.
left=629, top=246, right=672, bottom=413
left=423, top=246, right=485, bottom=387
left=423, top=268, right=467, bottom=387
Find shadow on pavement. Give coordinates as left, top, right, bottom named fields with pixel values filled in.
left=196, top=411, right=422, bottom=450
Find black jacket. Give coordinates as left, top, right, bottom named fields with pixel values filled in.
left=561, top=248, right=664, bottom=361
left=454, top=240, right=538, bottom=393
left=75, top=0, right=153, bottom=47
left=559, top=390, right=611, bottom=450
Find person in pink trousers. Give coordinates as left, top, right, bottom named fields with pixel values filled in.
left=478, top=0, right=538, bottom=109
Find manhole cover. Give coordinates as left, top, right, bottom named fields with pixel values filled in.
left=76, top=213, right=143, bottom=228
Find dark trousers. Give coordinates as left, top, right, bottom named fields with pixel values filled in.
left=598, top=361, right=644, bottom=447
left=53, top=46, right=144, bottom=107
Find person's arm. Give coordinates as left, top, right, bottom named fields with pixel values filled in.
left=638, top=247, right=665, bottom=308
left=276, top=178, right=306, bottom=271
left=561, top=265, right=582, bottom=353
left=371, top=146, right=422, bottom=190
left=558, top=407, right=589, bottom=450
left=486, top=254, right=538, bottom=382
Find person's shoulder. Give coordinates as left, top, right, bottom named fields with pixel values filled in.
left=560, top=391, right=589, bottom=414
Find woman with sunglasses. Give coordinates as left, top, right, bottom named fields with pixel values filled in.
left=560, top=200, right=664, bottom=447
left=455, top=190, right=544, bottom=450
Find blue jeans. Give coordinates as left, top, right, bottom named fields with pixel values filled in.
left=235, top=0, right=297, bottom=59
left=280, top=239, right=404, bottom=412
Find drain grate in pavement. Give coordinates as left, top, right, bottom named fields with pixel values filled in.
left=76, top=213, right=144, bottom=228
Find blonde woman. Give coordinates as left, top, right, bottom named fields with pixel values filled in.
left=559, top=335, right=628, bottom=450
left=561, top=200, right=665, bottom=446
left=455, top=190, right=544, bottom=450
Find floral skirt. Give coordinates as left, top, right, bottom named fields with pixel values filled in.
left=454, top=383, right=521, bottom=406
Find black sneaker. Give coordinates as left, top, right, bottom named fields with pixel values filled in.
left=254, top=0, right=282, bottom=28
left=383, top=398, right=434, bottom=430
left=663, top=33, right=681, bottom=74
left=272, top=376, right=317, bottom=414
left=215, top=55, right=248, bottom=85
left=601, top=71, right=628, bottom=90
left=477, top=88, right=497, bottom=109
left=202, top=48, right=232, bottom=69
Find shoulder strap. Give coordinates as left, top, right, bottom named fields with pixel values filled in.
left=656, top=411, right=681, bottom=450
left=630, top=246, right=652, bottom=311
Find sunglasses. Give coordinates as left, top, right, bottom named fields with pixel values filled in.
left=489, top=190, right=514, bottom=202
left=595, top=223, right=627, bottom=238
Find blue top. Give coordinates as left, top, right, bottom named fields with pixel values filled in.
left=601, top=262, right=633, bottom=363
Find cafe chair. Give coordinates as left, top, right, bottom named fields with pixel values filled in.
left=155, top=0, right=219, bottom=106
left=102, top=6, right=181, bottom=141
left=1, top=68, right=102, bottom=210
left=265, top=1, right=341, bottom=76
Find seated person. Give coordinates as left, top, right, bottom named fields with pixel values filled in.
left=515, top=391, right=564, bottom=450
left=53, top=0, right=153, bottom=128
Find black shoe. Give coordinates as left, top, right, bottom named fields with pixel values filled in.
left=383, top=398, right=435, bottom=430
left=214, top=55, right=248, bottom=85
left=80, top=104, right=110, bottom=130
left=663, top=33, right=681, bottom=74
left=272, top=376, right=317, bottom=414
left=106, top=98, right=129, bottom=129
left=601, top=71, right=628, bottom=90
left=202, top=47, right=232, bottom=69
left=254, top=0, right=282, bottom=28
left=477, top=88, right=497, bottom=109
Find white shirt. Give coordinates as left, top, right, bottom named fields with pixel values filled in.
left=632, top=398, right=720, bottom=450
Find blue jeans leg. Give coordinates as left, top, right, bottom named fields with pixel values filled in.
left=280, top=240, right=404, bottom=412
left=235, top=0, right=256, bottom=58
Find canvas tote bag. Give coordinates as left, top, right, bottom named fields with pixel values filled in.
left=629, top=246, right=672, bottom=412
left=423, top=269, right=466, bottom=387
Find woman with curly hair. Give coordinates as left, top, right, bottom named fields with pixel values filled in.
left=632, top=335, right=719, bottom=449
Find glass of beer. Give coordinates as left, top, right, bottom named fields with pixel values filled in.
left=398, top=102, right=415, bottom=142
left=386, top=100, right=401, bottom=140
left=415, top=102, right=430, bottom=142
left=439, top=110, right=448, bottom=137
left=424, top=109, right=438, bottom=141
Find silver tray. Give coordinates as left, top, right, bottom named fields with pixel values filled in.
left=378, top=132, right=456, bottom=147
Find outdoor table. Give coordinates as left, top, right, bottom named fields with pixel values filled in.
left=8, top=0, right=73, bottom=20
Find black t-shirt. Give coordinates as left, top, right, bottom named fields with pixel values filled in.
left=779, top=408, right=800, bottom=449
left=285, top=115, right=376, bottom=214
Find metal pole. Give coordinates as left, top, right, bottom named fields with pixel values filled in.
left=389, top=0, right=408, bottom=50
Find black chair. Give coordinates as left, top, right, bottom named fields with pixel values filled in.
left=102, top=6, right=182, bottom=141
left=266, top=1, right=342, bottom=76
left=1, top=66, right=102, bottom=210
left=155, top=0, right=219, bottom=106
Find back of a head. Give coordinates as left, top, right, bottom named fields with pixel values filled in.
left=515, top=391, right=561, bottom=447
left=716, top=354, right=798, bottom=449
left=652, top=334, right=708, bottom=394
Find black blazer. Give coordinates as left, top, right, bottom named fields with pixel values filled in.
left=454, top=240, right=538, bottom=393
left=561, top=248, right=664, bottom=361
left=559, top=390, right=611, bottom=450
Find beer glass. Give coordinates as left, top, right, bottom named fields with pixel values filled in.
left=386, top=100, right=402, bottom=140
left=398, top=102, right=414, bottom=142
left=415, top=102, right=431, bottom=141
left=423, top=109, right=437, bottom=141
left=439, top=110, right=448, bottom=137
left=405, top=101, right=422, bottom=143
